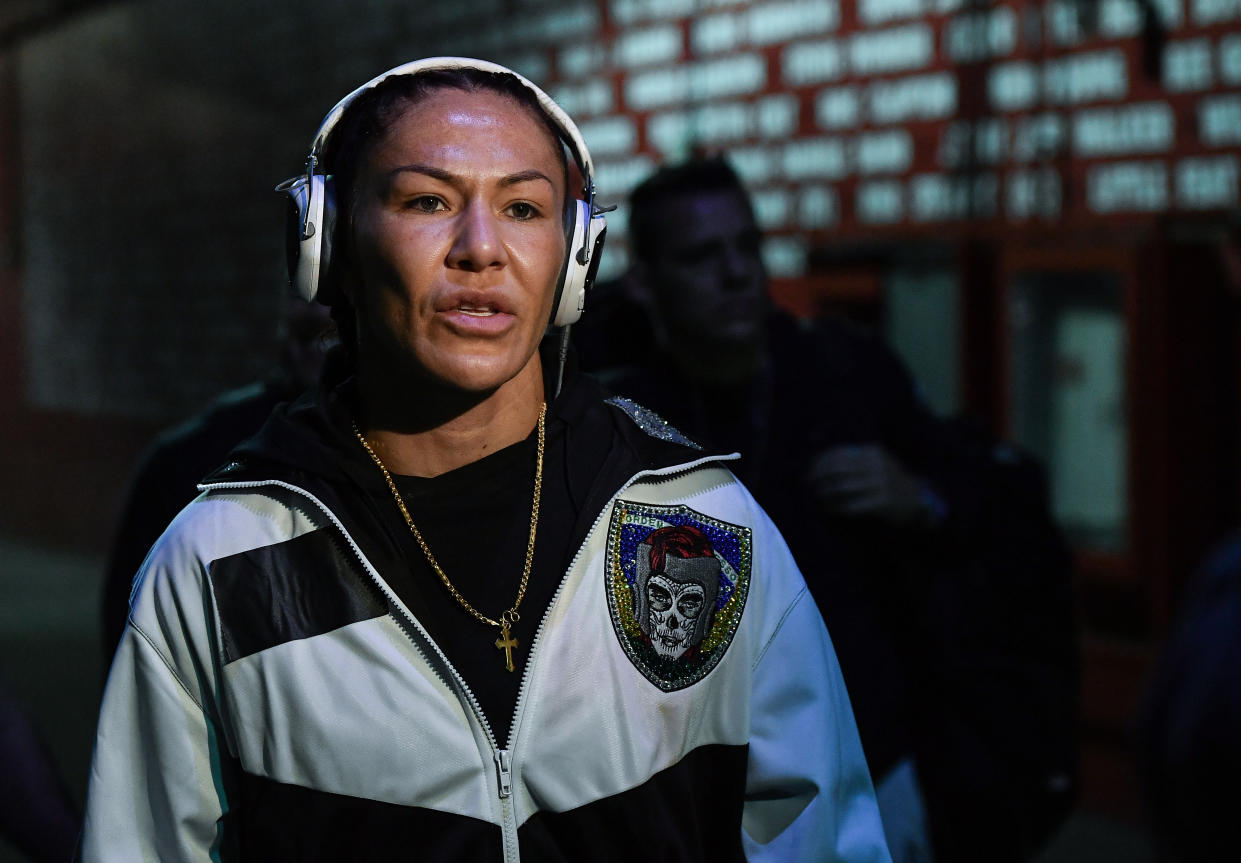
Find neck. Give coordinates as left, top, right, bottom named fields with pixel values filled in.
left=355, top=360, right=545, bottom=478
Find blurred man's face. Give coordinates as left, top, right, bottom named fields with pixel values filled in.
left=642, top=189, right=768, bottom=348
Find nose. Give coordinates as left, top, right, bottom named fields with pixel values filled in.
left=447, top=200, right=507, bottom=273
left=721, top=241, right=754, bottom=290
left=668, top=615, right=680, bottom=630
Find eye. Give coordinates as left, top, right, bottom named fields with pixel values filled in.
left=648, top=583, right=672, bottom=612
left=405, top=195, right=446, bottom=213
left=506, top=201, right=542, bottom=221
left=677, top=594, right=703, bottom=618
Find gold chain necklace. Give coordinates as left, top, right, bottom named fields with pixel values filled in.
left=352, top=403, right=546, bottom=672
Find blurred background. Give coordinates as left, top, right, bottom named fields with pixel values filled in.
left=1, top=0, right=1238, bottom=859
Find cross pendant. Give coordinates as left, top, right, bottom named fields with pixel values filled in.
left=495, top=621, right=519, bottom=672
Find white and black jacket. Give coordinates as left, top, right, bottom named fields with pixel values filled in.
left=79, top=369, right=891, bottom=862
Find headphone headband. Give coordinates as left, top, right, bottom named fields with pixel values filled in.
left=310, top=57, right=595, bottom=186
left=279, top=56, right=606, bottom=328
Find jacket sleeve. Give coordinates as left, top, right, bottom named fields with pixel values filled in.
left=78, top=527, right=231, bottom=862
left=741, top=535, right=892, bottom=862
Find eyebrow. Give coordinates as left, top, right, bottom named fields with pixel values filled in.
left=385, top=164, right=556, bottom=190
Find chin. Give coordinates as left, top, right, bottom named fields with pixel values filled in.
left=427, top=350, right=539, bottom=396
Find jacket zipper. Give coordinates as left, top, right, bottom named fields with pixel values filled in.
left=202, top=454, right=735, bottom=862
left=201, top=480, right=517, bottom=847
left=503, top=451, right=740, bottom=758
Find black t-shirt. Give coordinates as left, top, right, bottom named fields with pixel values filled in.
left=378, top=415, right=576, bottom=748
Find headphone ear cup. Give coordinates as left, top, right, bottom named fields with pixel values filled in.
left=552, top=200, right=606, bottom=327
left=282, top=173, right=331, bottom=302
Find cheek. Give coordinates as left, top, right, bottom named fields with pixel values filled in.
left=658, top=273, right=710, bottom=322
left=363, top=219, right=440, bottom=286
left=511, top=226, right=567, bottom=304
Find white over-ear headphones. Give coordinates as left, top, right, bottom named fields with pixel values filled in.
left=276, top=57, right=607, bottom=328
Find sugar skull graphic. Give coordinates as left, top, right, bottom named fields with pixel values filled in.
left=605, top=501, right=752, bottom=691
left=634, top=525, right=720, bottom=660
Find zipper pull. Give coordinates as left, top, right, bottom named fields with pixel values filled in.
left=494, top=749, right=513, bottom=799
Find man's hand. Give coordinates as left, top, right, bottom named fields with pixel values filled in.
left=806, top=443, right=944, bottom=529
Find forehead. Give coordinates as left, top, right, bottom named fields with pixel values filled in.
left=658, top=555, right=720, bottom=585
left=648, top=189, right=757, bottom=250
left=363, top=87, right=565, bottom=180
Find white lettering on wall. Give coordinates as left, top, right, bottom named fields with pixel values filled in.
left=611, top=0, right=696, bottom=25
left=613, top=25, right=682, bottom=68
left=595, top=155, right=657, bottom=198
left=558, top=44, right=606, bottom=80
left=858, top=0, right=964, bottom=26
left=625, top=54, right=767, bottom=109
left=691, top=102, right=753, bottom=142
left=854, top=129, right=914, bottom=174
left=1007, top=168, right=1063, bottom=219
left=990, top=62, right=1039, bottom=112
left=1012, top=113, right=1067, bottom=161
left=849, top=25, right=934, bottom=75
left=910, top=173, right=998, bottom=221
left=758, top=95, right=800, bottom=137
left=868, top=72, right=957, bottom=123
left=783, top=39, right=845, bottom=85
left=693, top=13, right=741, bottom=54
left=1163, top=39, right=1214, bottom=92
left=1044, top=50, right=1129, bottom=105
left=1099, top=0, right=1143, bottom=37
left=761, top=236, right=807, bottom=277
left=729, top=146, right=778, bottom=183
left=783, top=137, right=849, bottom=179
left=509, top=6, right=600, bottom=44
left=551, top=79, right=614, bottom=117
left=1176, top=156, right=1240, bottom=208
left=1220, top=33, right=1241, bottom=84
left=648, top=97, right=799, bottom=157
left=1072, top=102, right=1176, bottom=156
left=940, top=119, right=1010, bottom=167
left=578, top=116, right=638, bottom=156
left=945, top=8, right=1017, bottom=62
left=753, top=188, right=791, bottom=228
left=1199, top=94, right=1241, bottom=146
left=816, top=86, right=861, bottom=128
left=1045, top=0, right=1086, bottom=46
left=748, top=0, right=841, bottom=44
left=1191, top=0, right=1241, bottom=25
left=1087, top=161, right=1169, bottom=212
left=798, top=185, right=840, bottom=226
left=856, top=180, right=905, bottom=223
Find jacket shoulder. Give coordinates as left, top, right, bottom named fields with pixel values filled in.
left=604, top=395, right=703, bottom=452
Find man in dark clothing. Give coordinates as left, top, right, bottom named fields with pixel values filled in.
left=0, top=678, right=80, bottom=863
left=1137, top=534, right=1241, bottom=862
left=606, top=159, right=1079, bottom=862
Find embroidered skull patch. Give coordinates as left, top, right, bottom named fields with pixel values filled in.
left=606, top=501, right=752, bottom=692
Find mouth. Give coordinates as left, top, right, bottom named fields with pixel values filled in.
left=437, top=295, right=516, bottom=337
left=456, top=304, right=499, bottom=317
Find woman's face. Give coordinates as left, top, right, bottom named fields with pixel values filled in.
left=347, top=86, right=567, bottom=396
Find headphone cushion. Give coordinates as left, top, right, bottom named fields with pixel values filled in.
left=552, top=199, right=593, bottom=327
left=285, top=173, right=331, bottom=302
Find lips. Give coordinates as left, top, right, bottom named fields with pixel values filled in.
left=456, top=304, right=498, bottom=317
left=436, top=290, right=517, bottom=336
left=437, top=289, right=514, bottom=316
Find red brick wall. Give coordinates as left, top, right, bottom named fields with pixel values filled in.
left=3, top=0, right=1239, bottom=552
